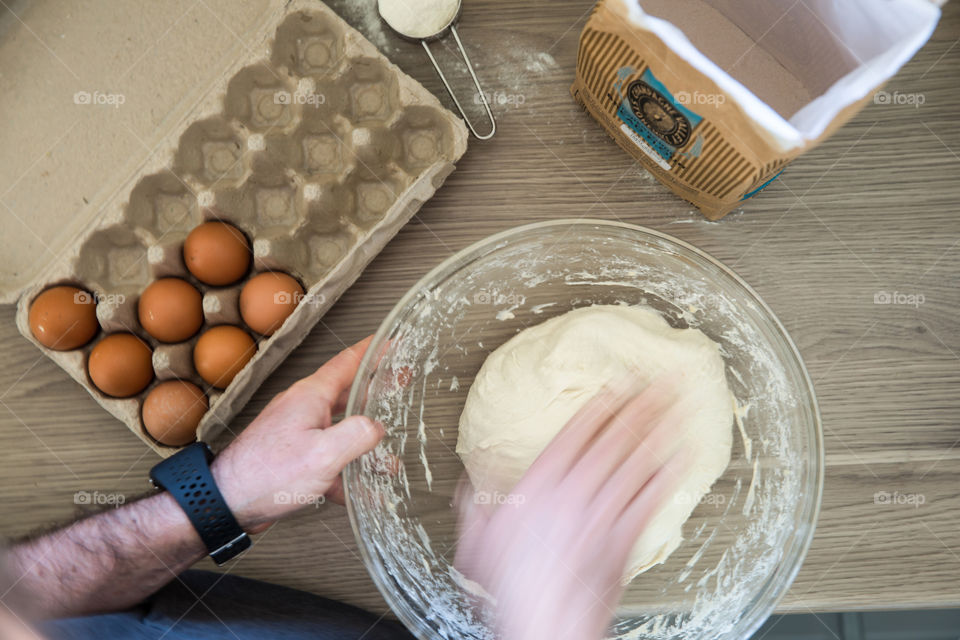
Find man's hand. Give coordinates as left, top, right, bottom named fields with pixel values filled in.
left=213, top=336, right=384, bottom=531
left=455, top=380, right=690, bottom=640
left=6, top=336, right=383, bottom=620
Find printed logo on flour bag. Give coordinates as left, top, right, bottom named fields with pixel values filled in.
left=612, top=68, right=703, bottom=171
left=626, top=80, right=692, bottom=146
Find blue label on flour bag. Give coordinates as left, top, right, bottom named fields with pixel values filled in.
left=614, top=68, right=702, bottom=169
left=741, top=169, right=784, bottom=200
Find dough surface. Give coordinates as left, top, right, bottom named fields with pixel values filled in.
left=456, top=305, right=733, bottom=581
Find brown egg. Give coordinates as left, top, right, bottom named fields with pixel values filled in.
left=142, top=380, right=208, bottom=446
left=28, top=286, right=99, bottom=350
left=87, top=333, right=153, bottom=397
left=193, top=325, right=256, bottom=389
left=239, top=271, right=304, bottom=336
left=138, top=278, right=203, bottom=343
left=183, top=221, right=250, bottom=286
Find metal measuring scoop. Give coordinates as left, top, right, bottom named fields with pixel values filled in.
left=378, top=0, right=496, bottom=140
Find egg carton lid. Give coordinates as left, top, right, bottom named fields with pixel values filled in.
left=0, top=0, right=294, bottom=303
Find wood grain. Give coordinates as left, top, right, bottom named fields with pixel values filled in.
left=1, top=0, right=959, bottom=619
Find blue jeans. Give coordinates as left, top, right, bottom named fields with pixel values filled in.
left=41, top=570, right=415, bottom=640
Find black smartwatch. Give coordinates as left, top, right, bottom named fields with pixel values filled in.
left=149, top=442, right=251, bottom=565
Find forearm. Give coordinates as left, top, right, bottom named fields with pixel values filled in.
left=3, top=338, right=378, bottom=621
left=6, top=491, right=205, bottom=619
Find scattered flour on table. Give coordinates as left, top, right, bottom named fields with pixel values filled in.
left=481, top=43, right=557, bottom=101
left=336, top=0, right=389, bottom=49
left=495, top=304, right=519, bottom=321
left=428, top=32, right=558, bottom=112
left=337, top=0, right=559, bottom=117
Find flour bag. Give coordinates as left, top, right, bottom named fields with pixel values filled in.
left=571, top=0, right=941, bottom=219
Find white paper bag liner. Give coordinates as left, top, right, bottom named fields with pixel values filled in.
left=620, top=0, right=940, bottom=152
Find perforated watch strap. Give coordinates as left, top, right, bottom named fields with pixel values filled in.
left=149, top=442, right=250, bottom=565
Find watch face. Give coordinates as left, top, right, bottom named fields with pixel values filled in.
left=626, top=79, right=692, bottom=147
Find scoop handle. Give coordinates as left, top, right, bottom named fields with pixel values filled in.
left=421, top=26, right=496, bottom=140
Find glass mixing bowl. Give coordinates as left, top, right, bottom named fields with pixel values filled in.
left=344, top=219, right=823, bottom=640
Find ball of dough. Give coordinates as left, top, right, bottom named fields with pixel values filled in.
left=456, top=305, right=733, bottom=582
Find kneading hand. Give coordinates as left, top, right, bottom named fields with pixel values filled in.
left=455, top=380, right=690, bottom=640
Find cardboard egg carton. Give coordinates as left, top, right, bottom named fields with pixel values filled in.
left=12, top=1, right=468, bottom=456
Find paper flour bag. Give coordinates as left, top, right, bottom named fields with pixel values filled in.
left=571, top=0, right=940, bottom=219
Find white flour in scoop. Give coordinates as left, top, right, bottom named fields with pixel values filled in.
left=378, top=0, right=459, bottom=38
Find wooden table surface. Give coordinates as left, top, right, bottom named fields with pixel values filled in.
left=2, top=0, right=959, bottom=620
